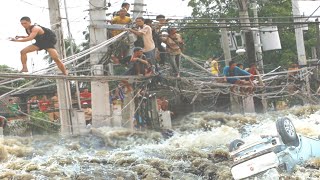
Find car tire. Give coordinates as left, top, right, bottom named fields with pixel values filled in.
left=276, top=117, right=299, bottom=147
left=229, top=139, right=245, bottom=152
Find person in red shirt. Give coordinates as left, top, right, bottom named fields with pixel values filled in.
left=80, top=88, right=92, bottom=105
left=246, top=63, right=264, bottom=86
left=39, top=95, right=50, bottom=112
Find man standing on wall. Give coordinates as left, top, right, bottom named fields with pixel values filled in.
left=11, top=16, right=67, bottom=75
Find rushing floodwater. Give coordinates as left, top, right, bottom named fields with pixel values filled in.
left=1, top=105, right=320, bottom=180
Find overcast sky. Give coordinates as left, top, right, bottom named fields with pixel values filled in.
left=0, top=0, right=319, bottom=72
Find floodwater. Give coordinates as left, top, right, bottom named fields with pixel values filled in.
left=1, top=105, right=320, bottom=180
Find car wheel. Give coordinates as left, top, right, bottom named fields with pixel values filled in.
left=229, top=139, right=245, bottom=152
left=276, top=117, right=299, bottom=146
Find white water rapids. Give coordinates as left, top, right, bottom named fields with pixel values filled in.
left=1, top=105, right=320, bottom=179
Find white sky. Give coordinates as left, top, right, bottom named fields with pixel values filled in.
left=0, top=0, right=318, bottom=72
left=0, top=0, right=192, bottom=72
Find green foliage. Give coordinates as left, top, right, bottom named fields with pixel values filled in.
left=0, top=65, right=17, bottom=73
left=30, top=111, right=60, bottom=135
left=184, top=0, right=318, bottom=70
left=0, top=64, right=29, bottom=94
left=3, top=120, right=29, bottom=136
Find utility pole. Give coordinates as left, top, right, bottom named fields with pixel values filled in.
left=220, top=20, right=232, bottom=65
left=48, top=0, right=65, bottom=58
left=132, top=0, right=145, bottom=19
left=122, top=0, right=145, bottom=130
left=291, top=0, right=311, bottom=99
left=48, top=0, right=73, bottom=135
left=252, top=0, right=263, bottom=72
left=252, top=0, right=267, bottom=113
left=316, top=18, right=320, bottom=59
left=89, top=0, right=111, bottom=127
left=234, top=0, right=256, bottom=113
left=63, top=0, right=81, bottom=110
left=238, top=0, right=256, bottom=65
left=292, top=0, right=307, bottom=66
left=220, top=20, right=242, bottom=113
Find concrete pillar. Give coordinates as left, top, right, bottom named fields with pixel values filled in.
left=89, top=0, right=111, bottom=128
left=132, top=0, right=145, bottom=19
left=0, top=127, right=3, bottom=139
left=292, top=0, right=311, bottom=100
left=91, top=81, right=110, bottom=127
left=230, top=94, right=242, bottom=114
left=242, top=96, right=255, bottom=113
left=56, top=79, right=73, bottom=134
left=159, top=111, right=172, bottom=129
left=112, top=100, right=122, bottom=127
left=71, top=110, right=87, bottom=135
left=220, top=20, right=232, bottom=65
left=150, top=95, right=160, bottom=130
left=48, top=0, right=66, bottom=58
left=220, top=21, right=245, bottom=114
left=122, top=95, right=135, bottom=130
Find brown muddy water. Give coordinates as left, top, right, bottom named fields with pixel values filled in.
left=1, top=105, right=320, bottom=180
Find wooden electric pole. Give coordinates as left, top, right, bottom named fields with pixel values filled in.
left=48, top=0, right=73, bottom=135
left=89, top=0, right=111, bottom=127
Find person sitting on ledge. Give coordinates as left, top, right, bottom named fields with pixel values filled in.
left=223, top=60, right=253, bottom=94
left=112, top=47, right=150, bottom=93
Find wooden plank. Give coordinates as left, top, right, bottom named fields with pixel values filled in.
left=0, top=73, right=148, bottom=81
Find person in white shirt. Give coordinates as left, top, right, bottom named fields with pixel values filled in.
left=128, top=17, right=156, bottom=67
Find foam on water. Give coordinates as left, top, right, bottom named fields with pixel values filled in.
left=0, top=105, right=320, bottom=179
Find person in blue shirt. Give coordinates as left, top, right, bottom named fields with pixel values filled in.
left=223, top=60, right=253, bottom=93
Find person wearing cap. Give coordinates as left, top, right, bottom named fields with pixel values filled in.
left=161, top=27, right=184, bottom=77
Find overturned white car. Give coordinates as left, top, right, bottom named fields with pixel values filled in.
left=229, top=117, right=320, bottom=180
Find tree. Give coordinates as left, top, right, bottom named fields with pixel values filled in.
left=0, top=65, right=28, bottom=95
left=184, top=0, right=317, bottom=70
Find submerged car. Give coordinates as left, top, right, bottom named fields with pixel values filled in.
left=229, top=117, right=320, bottom=180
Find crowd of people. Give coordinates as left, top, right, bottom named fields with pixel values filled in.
left=4, top=94, right=60, bottom=122
left=109, top=3, right=185, bottom=80
left=203, top=56, right=265, bottom=94
left=5, top=88, right=93, bottom=122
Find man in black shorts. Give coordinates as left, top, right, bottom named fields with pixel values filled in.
left=11, top=16, right=67, bottom=75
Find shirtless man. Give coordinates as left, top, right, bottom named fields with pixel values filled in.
left=10, top=16, right=67, bottom=75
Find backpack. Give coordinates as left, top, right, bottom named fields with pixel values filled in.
left=27, top=24, right=57, bottom=44
left=39, top=25, right=57, bottom=44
